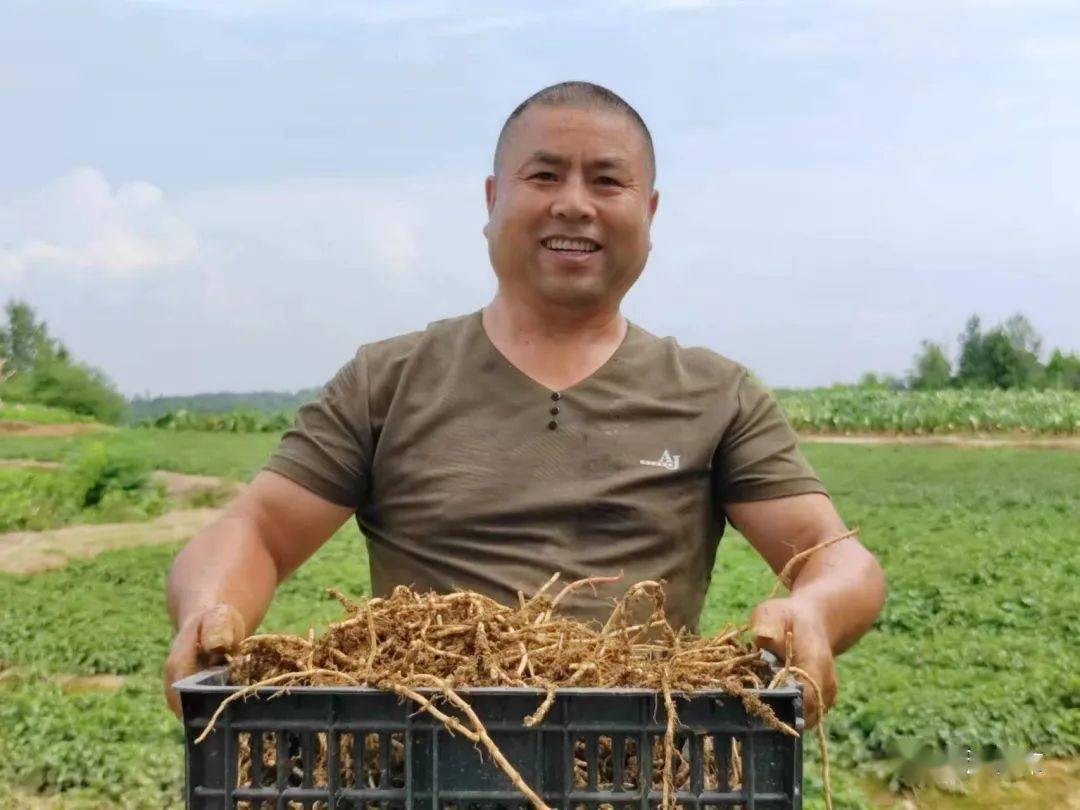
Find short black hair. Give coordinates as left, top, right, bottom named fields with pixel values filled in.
left=493, top=81, right=656, bottom=187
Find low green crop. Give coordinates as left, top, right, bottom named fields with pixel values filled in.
left=776, top=387, right=1080, bottom=435
left=137, top=408, right=292, bottom=433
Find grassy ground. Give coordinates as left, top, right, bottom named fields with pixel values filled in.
left=0, top=403, right=97, bottom=425
left=0, top=429, right=280, bottom=482
left=0, top=431, right=1076, bottom=808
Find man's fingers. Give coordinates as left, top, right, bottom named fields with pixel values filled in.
left=164, top=665, right=185, bottom=718
left=751, top=598, right=838, bottom=729
left=791, top=648, right=837, bottom=729
left=163, top=627, right=200, bottom=718
left=750, top=600, right=793, bottom=657
left=198, top=604, right=245, bottom=658
left=799, top=674, right=821, bottom=728
left=164, top=604, right=246, bottom=718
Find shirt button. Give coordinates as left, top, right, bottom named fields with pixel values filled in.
left=550, top=407, right=559, bottom=416
left=547, top=420, right=558, bottom=430
left=551, top=392, right=561, bottom=401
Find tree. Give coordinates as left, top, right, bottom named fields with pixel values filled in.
left=858, top=372, right=882, bottom=389
left=0, top=299, right=126, bottom=423
left=23, top=354, right=126, bottom=423
left=955, top=315, right=990, bottom=387
left=0, top=357, right=12, bottom=406
left=1045, top=349, right=1080, bottom=390
left=981, top=329, right=1042, bottom=389
left=955, top=313, right=1043, bottom=389
left=1002, top=313, right=1042, bottom=357
left=0, top=299, right=61, bottom=374
left=909, top=341, right=951, bottom=390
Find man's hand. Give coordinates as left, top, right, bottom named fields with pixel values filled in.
left=751, top=595, right=837, bottom=729
left=163, top=471, right=355, bottom=716
left=163, top=603, right=246, bottom=718
left=725, top=493, right=886, bottom=728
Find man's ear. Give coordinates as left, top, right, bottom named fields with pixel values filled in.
left=483, top=175, right=496, bottom=239
left=648, top=188, right=660, bottom=223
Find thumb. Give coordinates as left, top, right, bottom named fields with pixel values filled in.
left=749, top=599, right=794, bottom=659
left=198, top=604, right=245, bottom=659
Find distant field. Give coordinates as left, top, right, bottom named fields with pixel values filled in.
left=117, top=388, right=1080, bottom=437
left=0, top=432, right=1076, bottom=808
left=776, top=388, right=1080, bottom=435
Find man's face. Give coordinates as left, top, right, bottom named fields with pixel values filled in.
left=483, top=105, right=659, bottom=312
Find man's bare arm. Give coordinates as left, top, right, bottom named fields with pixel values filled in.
left=163, top=470, right=354, bottom=715
left=724, top=492, right=887, bottom=725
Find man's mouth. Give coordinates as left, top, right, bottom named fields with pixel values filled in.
left=540, top=236, right=602, bottom=255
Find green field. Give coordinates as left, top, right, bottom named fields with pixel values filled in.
left=776, top=388, right=1080, bottom=435
left=0, top=402, right=96, bottom=425
left=0, top=429, right=1077, bottom=808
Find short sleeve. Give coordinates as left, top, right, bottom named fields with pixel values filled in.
left=262, top=349, right=373, bottom=509
left=713, top=370, right=828, bottom=504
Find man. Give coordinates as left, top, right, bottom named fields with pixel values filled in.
left=164, top=82, right=886, bottom=727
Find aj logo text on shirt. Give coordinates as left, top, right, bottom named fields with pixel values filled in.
left=639, top=450, right=680, bottom=471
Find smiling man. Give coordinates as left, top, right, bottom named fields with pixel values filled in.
left=164, top=82, right=886, bottom=727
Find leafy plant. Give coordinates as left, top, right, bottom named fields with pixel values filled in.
left=138, top=408, right=293, bottom=433
left=0, top=444, right=166, bottom=532
left=776, top=388, right=1080, bottom=434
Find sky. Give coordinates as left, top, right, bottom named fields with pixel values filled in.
left=1, top=0, right=1078, bottom=396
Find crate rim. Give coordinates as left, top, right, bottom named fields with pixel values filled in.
left=174, top=666, right=803, bottom=701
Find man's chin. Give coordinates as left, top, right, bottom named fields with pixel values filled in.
left=535, top=280, right=611, bottom=309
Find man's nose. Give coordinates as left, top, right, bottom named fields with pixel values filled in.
left=550, top=174, right=595, bottom=221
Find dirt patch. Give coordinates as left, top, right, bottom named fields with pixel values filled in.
left=0, top=459, right=64, bottom=471
left=150, top=470, right=243, bottom=501
left=0, top=507, right=226, bottom=574
left=0, top=420, right=109, bottom=436
left=861, top=758, right=1080, bottom=809
left=0, top=667, right=126, bottom=695
left=800, top=433, right=1080, bottom=451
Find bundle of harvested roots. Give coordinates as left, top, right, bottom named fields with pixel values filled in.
left=199, top=537, right=851, bottom=810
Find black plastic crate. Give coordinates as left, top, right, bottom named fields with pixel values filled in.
left=176, top=667, right=804, bottom=809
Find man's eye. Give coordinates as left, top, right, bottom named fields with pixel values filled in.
left=531, top=172, right=557, bottom=181
left=596, top=176, right=620, bottom=186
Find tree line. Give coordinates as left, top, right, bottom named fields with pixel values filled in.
left=860, top=313, right=1080, bottom=392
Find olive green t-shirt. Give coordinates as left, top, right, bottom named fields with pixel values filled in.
left=264, top=311, right=826, bottom=631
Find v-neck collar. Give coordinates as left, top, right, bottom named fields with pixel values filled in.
left=474, top=309, right=636, bottom=397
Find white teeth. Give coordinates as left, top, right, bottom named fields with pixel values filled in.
left=543, top=237, right=599, bottom=252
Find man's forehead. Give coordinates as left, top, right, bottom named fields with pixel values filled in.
left=504, top=106, right=645, bottom=163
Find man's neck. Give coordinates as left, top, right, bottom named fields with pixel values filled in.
left=482, top=293, right=628, bottom=391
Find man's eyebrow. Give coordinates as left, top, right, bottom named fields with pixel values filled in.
left=519, top=151, right=630, bottom=172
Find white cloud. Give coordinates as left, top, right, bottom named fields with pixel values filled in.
left=4, top=170, right=495, bottom=394
left=0, top=167, right=198, bottom=281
